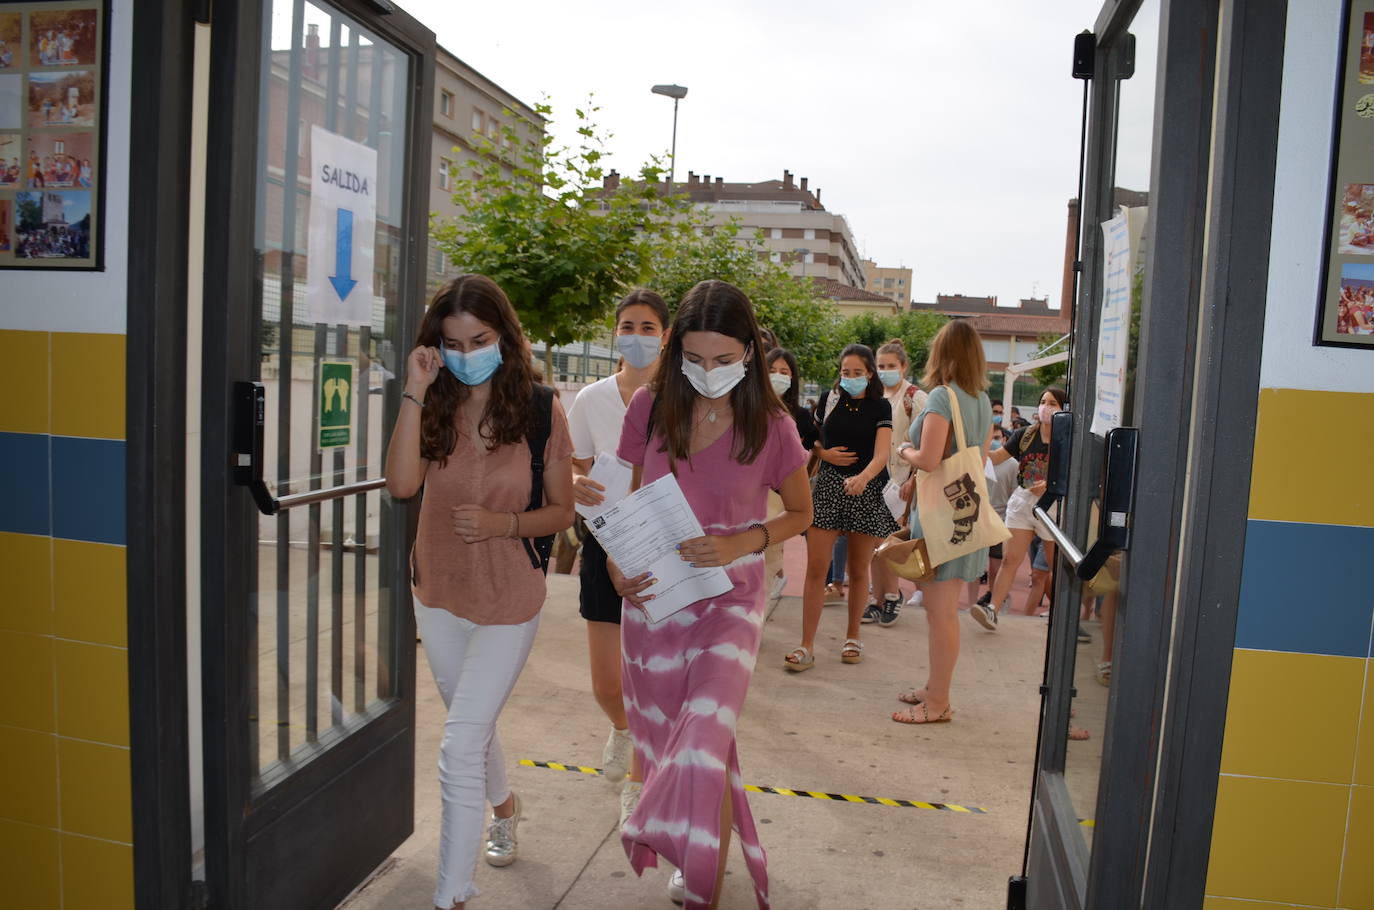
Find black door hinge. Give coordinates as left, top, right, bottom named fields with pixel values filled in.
left=1008, top=875, right=1028, bottom=910
left=193, top=0, right=211, bottom=24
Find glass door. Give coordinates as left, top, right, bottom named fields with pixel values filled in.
left=199, top=1, right=435, bottom=907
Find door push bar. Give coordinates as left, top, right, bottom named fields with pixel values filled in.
left=1031, top=410, right=1140, bottom=580
left=231, top=381, right=387, bottom=516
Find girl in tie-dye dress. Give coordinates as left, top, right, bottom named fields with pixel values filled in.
left=611, top=280, right=812, bottom=909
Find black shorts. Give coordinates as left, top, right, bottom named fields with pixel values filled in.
left=579, top=532, right=624, bottom=624
left=989, top=542, right=1004, bottom=560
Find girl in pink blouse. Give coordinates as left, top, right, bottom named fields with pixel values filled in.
left=611, top=280, right=812, bottom=908
left=385, top=275, right=575, bottom=910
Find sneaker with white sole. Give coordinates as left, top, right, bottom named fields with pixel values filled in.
left=878, top=594, right=902, bottom=626
left=969, top=601, right=999, bottom=631
left=906, top=589, right=924, bottom=608
left=619, top=779, right=642, bottom=829
left=483, top=792, right=520, bottom=867
left=667, top=868, right=685, bottom=904
left=860, top=601, right=881, bottom=624
left=602, top=726, right=632, bottom=784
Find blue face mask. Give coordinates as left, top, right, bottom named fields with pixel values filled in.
left=442, top=342, right=503, bottom=386
left=878, top=370, right=902, bottom=388
left=992, top=414, right=1003, bottom=425
left=990, top=440, right=1003, bottom=451
left=839, top=376, right=869, bottom=396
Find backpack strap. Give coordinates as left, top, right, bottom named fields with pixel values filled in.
left=902, top=382, right=918, bottom=419
left=522, top=384, right=555, bottom=573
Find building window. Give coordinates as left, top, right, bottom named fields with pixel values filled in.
left=804, top=252, right=815, bottom=264
left=804, top=228, right=815, bottom=240
left=440, top=90, right=454, bottom=117
left=472, top=108, right=485, bottom=134
left=488, top=118, right=500, bottom=141
left=438, top=157, right=453, bottom=191
left=898, top=278, right=905, bottom=286
left=770, top=228, right=782, bottom=240
left=884, top=277, right=894, bottom=288
left=769, top=251, right=781, bottom=262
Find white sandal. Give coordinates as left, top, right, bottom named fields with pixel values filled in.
left=841, top=638, right=864, bottom=664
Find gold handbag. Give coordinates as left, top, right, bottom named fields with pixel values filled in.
left=875, top=532, right=935, bottom=582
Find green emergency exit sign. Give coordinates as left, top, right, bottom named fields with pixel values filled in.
left=318, top=361, right=353, bottom=450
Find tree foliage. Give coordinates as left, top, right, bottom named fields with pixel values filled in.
left=431, top=99, right=691, bottom=349
left=647, top=220, right=841, bottom=381
left=835, top=309, right=949, bottom=382
left=1029, top=332, right=1070, bottom=387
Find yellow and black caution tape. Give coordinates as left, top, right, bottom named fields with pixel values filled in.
left=519, top=759, right=988, bottom=815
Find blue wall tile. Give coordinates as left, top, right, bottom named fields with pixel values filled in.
left=1237, top=519, right=1374, bottom=657
left=0, top=432, right=51, bottom=536
left=50, top=436, right=125, bottom=546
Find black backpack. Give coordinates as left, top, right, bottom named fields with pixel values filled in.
left=521, top=384, right=556, bottom=574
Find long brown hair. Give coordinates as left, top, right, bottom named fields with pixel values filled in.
left=415, top=275, right=540, bottom=464
left=649, top=279, right=780, bottom=465
left=766, top=346, right=802, bottom=411
left=921, top=319, right=988, bottom=394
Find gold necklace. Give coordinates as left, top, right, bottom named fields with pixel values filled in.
left=698, top=402, right=731, bottom=425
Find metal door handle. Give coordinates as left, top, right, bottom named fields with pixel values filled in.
left=1033, top=411, right=1139, bottom=579
left=231, top=381, right=387, bottom=515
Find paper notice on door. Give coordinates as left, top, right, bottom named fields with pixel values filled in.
left=574, top=452, right=634, bottom=521
left=583, top=473, right=733, bottom=623
left=307, top=126, right=378, bottom=327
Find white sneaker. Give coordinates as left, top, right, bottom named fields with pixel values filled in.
left=770, top=573, right=787, bottom=600
left=667, top=868, right=685, bottom=904
left=619, top=779, right=642, bottom=829
left=906, top=589, right=924, bottom=607
left=602, top=726, right=632, bottom=784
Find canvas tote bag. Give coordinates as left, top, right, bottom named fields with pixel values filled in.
left=914, top=385, right=1011, bottom=568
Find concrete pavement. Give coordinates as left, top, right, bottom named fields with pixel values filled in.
left=340, top=537, right=1087, bottom=910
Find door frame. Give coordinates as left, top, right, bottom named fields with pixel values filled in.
left=198, top=0, right=435, bottom=907
left=1025, top=0, right=1288, bottom=906
left=126, top=0, right=201, bottom=906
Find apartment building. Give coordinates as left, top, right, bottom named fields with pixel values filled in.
left=811, top=276, right=901, bottom=316
left=861, top=258, right=913, bottom=307
left=602, top=167, right=866, bottom=287
left=911, top=293, right=1069, bottom=371
left=428, top=46, right=544, bottom=289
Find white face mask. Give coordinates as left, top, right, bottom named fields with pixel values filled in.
left=617, top=333, right=660, bottom=369
left=769, top=372, right=792, bottom=396
left=681, top=348, right=750, bottom=399
left=1038, top=403, right=1058, bottom=424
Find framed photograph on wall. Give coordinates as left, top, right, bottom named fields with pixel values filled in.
left=0, top=0, right=108, bottom=270
left=1317, top=1, right=1374, bottom=347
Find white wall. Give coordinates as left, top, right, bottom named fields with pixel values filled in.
left=1260, top=0, right=1374, bottom=394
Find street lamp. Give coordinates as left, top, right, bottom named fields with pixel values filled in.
left=794, top=247, right=811, bottom=277
left=651, top=83, right=688, bottom=194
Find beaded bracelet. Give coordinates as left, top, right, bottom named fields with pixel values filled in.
left=507, top=511, right=519, bottom=539
left=750, top=522, right=770, bottom=554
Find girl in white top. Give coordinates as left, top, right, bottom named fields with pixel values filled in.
left=566, top=289, right=670, bottom=823
left=865, top=339, right=928, bottom=626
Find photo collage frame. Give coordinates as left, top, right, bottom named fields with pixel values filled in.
left=1318, top=1, right=1374, bottom=347
left=0, top=0, right=107, bottom=269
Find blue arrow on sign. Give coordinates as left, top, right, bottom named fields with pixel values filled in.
left=329, top=207, right=357, bottom=301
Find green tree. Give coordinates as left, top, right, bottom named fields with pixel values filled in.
left=647, top=220, right=842, bottom=381
left=431, top=99, right=691, bottom=364
left=17, top=194, right=40, bottom=234
left=835, top=309, right=948, bottom=380
left=1029, top=332, right=1070, bottom=387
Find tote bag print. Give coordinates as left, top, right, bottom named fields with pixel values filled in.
left=916, top=386, right=1010, bottom=567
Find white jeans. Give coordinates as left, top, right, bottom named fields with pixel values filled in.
left=414, top=599, right=541, bottom=907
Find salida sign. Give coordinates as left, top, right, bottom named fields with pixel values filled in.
left=307, top=126, right=377, bottom=326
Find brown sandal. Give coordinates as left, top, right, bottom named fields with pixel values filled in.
left=891, top=704, right=953, bottom=725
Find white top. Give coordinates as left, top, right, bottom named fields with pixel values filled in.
left=567, top=374, right=628, bottom=460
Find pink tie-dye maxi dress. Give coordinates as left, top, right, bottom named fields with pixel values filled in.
left=616, top=388, right=807, bottom=910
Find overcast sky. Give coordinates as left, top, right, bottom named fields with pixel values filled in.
left=396, top=0, right=1156, bottom=309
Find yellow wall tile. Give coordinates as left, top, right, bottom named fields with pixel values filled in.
left=54, top=641, right=128, bottom=747
left=0, top=631, right=54, bottom=732
left=1356, top=661, right=1374, bottom=787
left=0, top=532, right=53, bottom=635
left=1203, top=899, right=1299, bottom=909
left=1207, top=775, right=1348, bottom=906
left=50, top=333, right=125, bottom=440
left=1221, top=649, right=1365, bottom=783
left=1249, top=388, right=1374, bottom=525
left=52, top=540, right=126, bottom=647
left=57, top=739, right=131, bottom=843
left=61, top=834, right=133, bottom=910
left=1340, top=785, right=1374, bottom=909
left=0, top=727, right=57, bottom=827
left=0, top=330, right=50, bottom=434
left=0, top=819, right=59, bottom=910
